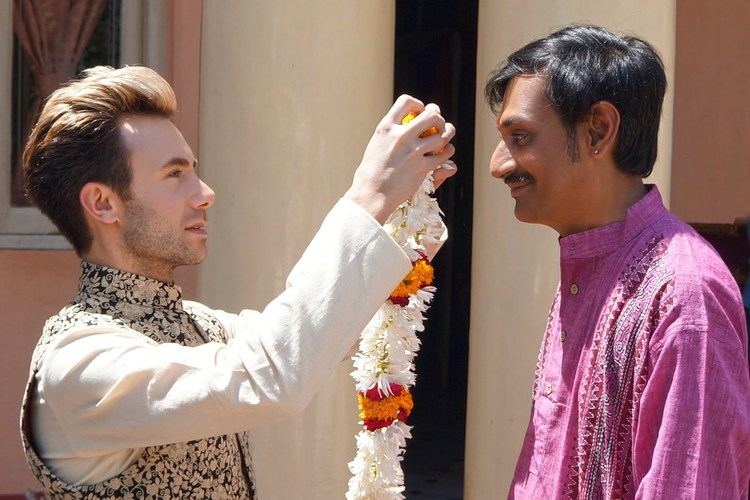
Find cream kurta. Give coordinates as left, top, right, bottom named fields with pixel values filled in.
left=25, top=198, right=416, bottom=487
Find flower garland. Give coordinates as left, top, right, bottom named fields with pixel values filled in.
left=346, top=141, right=445, bottom=499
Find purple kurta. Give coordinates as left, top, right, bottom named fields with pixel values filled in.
left=510, top=186, right=750, bottom=499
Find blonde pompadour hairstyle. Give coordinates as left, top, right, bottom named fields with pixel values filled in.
left=23, top=65, right=177, bottom=255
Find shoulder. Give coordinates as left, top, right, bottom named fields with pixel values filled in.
left=658, top=216, right=735, bottom=285
left=182, top=300, right=263, bottom=342
left=183, top=300, right=233, bottom=341
left=36, top=303, right=128, bottom=361
left=43, top=302, right=123, bottom=337
left=645, top=214, right=745, bottom=350
left=182, top=300, right=260, bottom=325
left=656, top=215, right=742, bottom=314
left=35, top=309, right=151, bottom=394
left=183, top=300, right=225, bottom=326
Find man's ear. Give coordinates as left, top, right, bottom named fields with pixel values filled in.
left=79, top=182, right=121, bottom=225
left=586, top=101, right=620, bottom=158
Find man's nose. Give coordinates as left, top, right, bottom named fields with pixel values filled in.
left=195, top=179, right=216, bottom=209
left=489, top=141, right=515, bottom=179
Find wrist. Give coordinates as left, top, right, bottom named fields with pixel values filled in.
left=343, top=188, right=391, bottom=225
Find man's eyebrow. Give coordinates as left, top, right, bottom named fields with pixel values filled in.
left=498, top=115, right=532, bottom=128
left=499, top=116, right=517, bottom=128
left=160, top=157, right=198, bottom=170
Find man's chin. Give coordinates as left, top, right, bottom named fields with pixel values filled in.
left=513, top=203, right=539, bottom=224
left=188, top=251, right=207, bottom=266
left=185, top=240, right=208, bottom=265
left=174, top=250, right=207, bottom=268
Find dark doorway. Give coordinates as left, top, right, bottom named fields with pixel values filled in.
left=394, top=1, right=478, bottom=498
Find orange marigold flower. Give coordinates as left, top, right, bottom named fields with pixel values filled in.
left=357, top=389, right=414, bottom=424
left=389, top=258, right=434, bottom=300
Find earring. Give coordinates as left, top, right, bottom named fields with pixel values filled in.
left=593, top=148, right=600, bottom=155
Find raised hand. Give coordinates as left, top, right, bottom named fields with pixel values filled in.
left=344, top=95, right=456, bottom=223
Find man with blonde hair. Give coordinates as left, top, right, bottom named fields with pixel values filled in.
left=20, top=65, right=456, bottom=497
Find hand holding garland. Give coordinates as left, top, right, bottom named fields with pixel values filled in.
left=343, top=95, right=455, bottom=224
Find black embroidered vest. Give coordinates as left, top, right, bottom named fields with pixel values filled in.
left=20, top=262, right=255, bottom=499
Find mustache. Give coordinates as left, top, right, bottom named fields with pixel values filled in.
left=503, top=172, right=535, bottom=185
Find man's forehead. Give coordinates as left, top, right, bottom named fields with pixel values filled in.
left=119, top=114, right=193, bottom=163
left=119, top=114, right=175, bottom=138
left=497, top=75, right=553, bottom=126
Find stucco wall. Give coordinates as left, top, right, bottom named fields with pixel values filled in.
left=197, top=2, right=395, bottom=498
left=0, top=251, right=80, bottom=491
left=670, top=0, right=750, bottom=223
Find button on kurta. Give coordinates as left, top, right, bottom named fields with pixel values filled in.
left=570, top=283, right=579, bottom=295
left=545, top=383, right=553, bottom=396
left=561, top=330, right=567, bottom=342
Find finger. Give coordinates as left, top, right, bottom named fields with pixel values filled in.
left=415, top=122, right=455, bottom=157
left=441, top=122, right=456, bottom=143
left=404, top=109, right=446, bottom=139
left=384, top=94, right=425, bottom=124
left=417, top=133, right=448, bottom=157
left=430, top=143, right=456, bottom=165
left=417, top=142, right=456, bottom=175
left=424, top=103, right=441, bottom=115
left=432, top=161, right=458, bottom=190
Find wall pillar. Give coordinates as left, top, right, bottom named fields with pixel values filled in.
left=198, top=2, right=395, bottom=498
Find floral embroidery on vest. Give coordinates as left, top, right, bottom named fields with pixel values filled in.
left=20, top=262, right=256, bottom=499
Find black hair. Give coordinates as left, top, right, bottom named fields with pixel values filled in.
left=485, top=24, right=666, bottom=177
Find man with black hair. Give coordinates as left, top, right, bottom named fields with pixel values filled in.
left=485, top=25, right=750, bottom=498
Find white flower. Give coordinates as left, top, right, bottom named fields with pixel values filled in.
left=348, top=172, right=442, bottom=500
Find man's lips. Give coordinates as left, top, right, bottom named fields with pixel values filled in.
left=185, top=220, right=207, bottom=236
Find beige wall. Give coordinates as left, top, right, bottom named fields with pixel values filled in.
left=198, top=2, right=395, bottom=498
left=670, top=0, right=750, bottom=224
left=0, top=251, right=80, bottom=492
left=465, top=2, right=676, bottom=497
left=167, top=0, right=203, bottom=296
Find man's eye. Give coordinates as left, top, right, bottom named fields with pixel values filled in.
left=512, top=133, right=529, bottom=145
left=168, top=169, right=182, bottom=178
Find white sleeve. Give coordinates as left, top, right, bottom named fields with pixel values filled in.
left=35, top=198, right=411, bottom=456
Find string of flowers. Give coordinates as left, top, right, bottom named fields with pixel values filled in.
left=346, top=113, right=446, bottom=499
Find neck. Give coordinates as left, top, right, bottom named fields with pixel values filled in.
left=556, top=177, right=647, bottom=237
left=84, top=245, right=175, bottom=283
